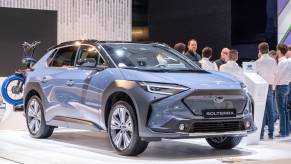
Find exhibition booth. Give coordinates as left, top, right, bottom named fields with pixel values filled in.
left=0, top=64, right=291, bottom=164
left=0, top=0, right=290, bottom=164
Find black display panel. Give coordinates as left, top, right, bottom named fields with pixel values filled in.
left=148, top=0, right=231, bottom=59
left=0, top=7, right=57, bottom=76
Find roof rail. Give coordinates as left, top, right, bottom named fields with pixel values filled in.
left=47, top=40, right=169, bottom=51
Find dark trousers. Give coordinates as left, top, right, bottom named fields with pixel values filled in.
left=273, top=90, right=279, bottom=121
left=261, top=86, right=275, bottom=137
left=288, top=83, right=291, bottom=130
left=276, top=85, right=290, bottom=136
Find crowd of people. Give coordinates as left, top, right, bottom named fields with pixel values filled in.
left=174, top=39, right=291, bottom=140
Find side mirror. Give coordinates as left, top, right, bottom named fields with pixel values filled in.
left=22, top=57, right=37, bottom=68
left=77, top=58, right=97, bottom=67
left=96, top=64, right=108, bottom=71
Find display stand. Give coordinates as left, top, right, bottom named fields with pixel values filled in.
left=0, top=103, right=26, bottom=130
left=0, top=77, right=26, bottom=130
left=243, top=72, right=268, bottom=145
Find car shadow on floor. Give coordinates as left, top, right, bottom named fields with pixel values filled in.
left=49, top=130, right=255, bottom=161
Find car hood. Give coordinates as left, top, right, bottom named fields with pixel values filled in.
left=119, top=69, right=242, bottom=90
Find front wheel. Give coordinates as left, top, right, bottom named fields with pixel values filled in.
left=25, top=95, right=54, bottom=138
left=206, top=136, right=242, bottom=149
left=1, top=74, right=25, bottom=106
left=108, top=100, right=148, bottom=156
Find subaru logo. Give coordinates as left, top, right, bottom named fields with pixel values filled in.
left=213, top=96, right=224, bottom=103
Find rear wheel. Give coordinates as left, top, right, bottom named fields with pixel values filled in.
left=108, top=100, right=148, bottom=156
left=206, top=136, right=242, bottom=149
left=26, top=95, right=54, bottom=138
left=1, top=75, right=24, bottom=106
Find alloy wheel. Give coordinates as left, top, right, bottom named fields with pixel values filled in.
left=110, top=104, right=133, bottom=150
left=27, top=99, right=42, bottom=134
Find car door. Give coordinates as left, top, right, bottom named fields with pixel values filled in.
left=42, top=45, right=80, bottom=123
left=65, top=45, right=109, bottom=129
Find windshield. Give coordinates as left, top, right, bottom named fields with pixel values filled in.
left=102, top=43, right=202, bottom=72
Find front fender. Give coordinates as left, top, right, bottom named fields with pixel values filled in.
left=100, top=80, right=140, bottom=130
left=24, top=82, right=47, bottom=113
left=100, top=80, right=167, bottom=135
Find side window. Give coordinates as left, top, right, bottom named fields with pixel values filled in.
left=76, top=45, right=106, bottom=67
left=46, top=49, right=57, bottom=65
left=50, top=46, right=78, bottom=67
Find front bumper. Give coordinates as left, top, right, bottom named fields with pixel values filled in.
left=143, top=117, right=257, bottom=141
left=145, top=128, right=256, bottom=141
left=129, top=85, right=257, bottom=141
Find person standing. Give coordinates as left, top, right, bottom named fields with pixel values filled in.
left=286, top=45, right=291, bottom=58
left=269, top=50, right=279, bottom=122
left=220, top=49, right=244, bottom=82
left=287, top=46, right=291, bottom=130
left=185, top=39, right=201, bottom=67
left=275, top=43, right=290, bottom=137
left=256, top=42, right=277, bottom=139
left=214, top=48, right=230, bottom=70
left=174, top=43, right=186, bottom=54
left=269, top=50, right=278, bottom=62
left=199, top=47, right=218, bottom=71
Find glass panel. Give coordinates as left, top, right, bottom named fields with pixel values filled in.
left=50, top=46, right=78, bottom=67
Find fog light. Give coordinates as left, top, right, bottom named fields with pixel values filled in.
left=179, top=124, right=185, bottom=131
left=245, top=121, right=251, bottom=129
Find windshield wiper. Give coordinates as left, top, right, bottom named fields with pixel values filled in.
left=121, top=67, right=169, bottom=72
left=121, top=67, right=207, bottom=73
left=169, top=69, right=208, bottom=73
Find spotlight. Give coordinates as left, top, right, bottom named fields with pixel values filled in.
left=74, top=41, right=81, bottom=46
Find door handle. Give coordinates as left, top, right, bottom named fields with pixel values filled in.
left=66, top=80, right=74, bottom=86
left=41, top=77, right=48, bottom=83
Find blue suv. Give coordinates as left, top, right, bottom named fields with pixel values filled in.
left=24, top=40, right=256, bottom=156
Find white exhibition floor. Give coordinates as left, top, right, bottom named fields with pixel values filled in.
left=1, top=107, right=291, bottom=164
left=0, top=129, right=291, bottom=164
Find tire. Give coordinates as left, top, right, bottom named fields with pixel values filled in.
left=25, top=95, right=54, bottom=138
left=1, top=75, right=24, bottom=106
left=108, top=100, right=148, bottom=156
left=206, top=136, right=242, bottom=149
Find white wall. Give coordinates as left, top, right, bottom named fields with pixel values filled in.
left=0, top=0, right=132, bottom=43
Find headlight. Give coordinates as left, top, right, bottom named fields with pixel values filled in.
left=138, top=82, right=189, bottom=95
left=244, top=93, right=254, bottom=115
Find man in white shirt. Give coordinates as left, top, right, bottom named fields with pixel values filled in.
left=278, top=46, right=288, bottom=63
left=275, top=43, right=290, bottom=137
left=269, top=50, right=277, bottom=62
left=287, top=45, right=291, bottom=130
left=220, top=49, right=244, bottom=82
left=199, top=47, right=218, bottom=71
left=255, top=42, right=277, bottom=139
left=287, top=45, right=291, bottom=58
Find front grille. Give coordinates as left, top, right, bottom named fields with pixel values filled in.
left=188, top=89, right=243, bottom=96
left=183, top=89, right=247, bottom=115
left=190, top=121, right=245, bottom=133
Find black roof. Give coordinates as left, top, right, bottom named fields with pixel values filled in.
left=49, top=39, right=98, bottom=49
left=48, top=39, right=163, bottom=50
